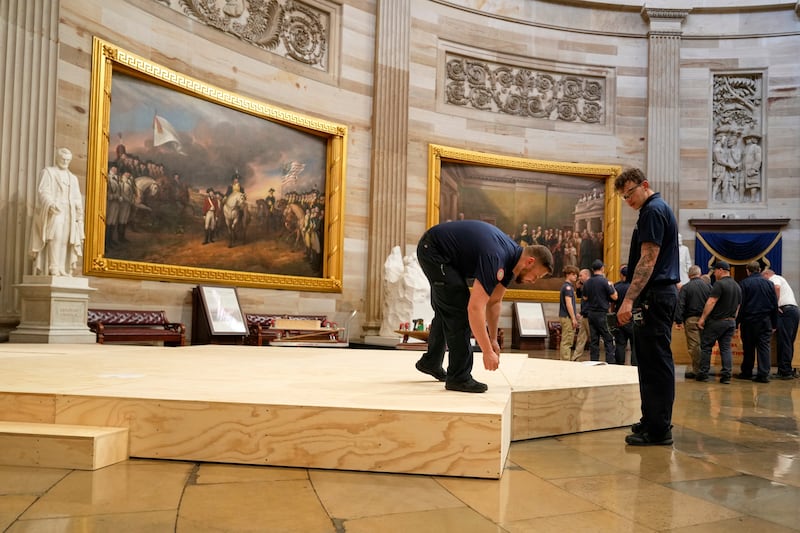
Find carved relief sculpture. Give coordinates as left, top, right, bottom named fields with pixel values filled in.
left=162, top=0, right=329, bottom=70
left=711, top=73, right=764, bottom=204
left=444, top=53, right=605, bottom=125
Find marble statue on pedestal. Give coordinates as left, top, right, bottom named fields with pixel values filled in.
left=30, top=147, right=85, bottom=276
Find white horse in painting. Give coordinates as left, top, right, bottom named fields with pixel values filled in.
left=223, top=191, right=249, bottom=247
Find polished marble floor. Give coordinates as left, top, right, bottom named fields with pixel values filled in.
left=1, top=354, right=798, bottom=532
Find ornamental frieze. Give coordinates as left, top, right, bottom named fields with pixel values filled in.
left=155, top=0, right=330, bottom=70
left=444, top=53, right=606, bottom=125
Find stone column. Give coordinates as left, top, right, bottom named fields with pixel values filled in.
left=363, top=0, right=411, bottom=336
left=0, top=0, right=60, bottom=339
left=641, top=7, right=689, bottom=209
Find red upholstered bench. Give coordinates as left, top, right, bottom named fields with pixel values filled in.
left=87, top=309, right=186, bottom=346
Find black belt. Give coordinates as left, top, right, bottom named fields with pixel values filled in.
left=780, top=305, right=798, bottom=310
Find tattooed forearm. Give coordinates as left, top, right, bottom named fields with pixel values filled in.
left=625, top=242, right=659, bottom=302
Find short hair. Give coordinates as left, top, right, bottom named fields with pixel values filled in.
left=615, top=167, right=646, bottom=192
left=746, top=261, right=761, bottom=273
left=562, top=265, right=579, bottom=276
left=688, top=265, right=701, bottom=278
left=524, top=245, right=554, bottom=275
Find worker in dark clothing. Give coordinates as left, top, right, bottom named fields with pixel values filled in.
left=582, top=259, right=618, bottom=363
left=698, top=261, right=741, bottom=384
left=737, top=261, right=778, bottom=382
left=615, top=168, right=680, bottom=447
left=675, top=265, right=711, bottom=379
left=611, top=264, right=635, bottom=365
left=415, top=220, right=553, bottom=393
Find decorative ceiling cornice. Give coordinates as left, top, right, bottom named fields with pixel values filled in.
left=640, top=8, right=691, bottom=23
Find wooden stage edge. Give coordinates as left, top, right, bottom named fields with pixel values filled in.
left=0, top=344, right=639, bottom=479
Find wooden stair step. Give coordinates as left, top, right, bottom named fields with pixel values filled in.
left=0, top=421, right=129, bottom=470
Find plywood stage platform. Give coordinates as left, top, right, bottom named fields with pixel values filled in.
left=0, top=344, right=639, bottom=479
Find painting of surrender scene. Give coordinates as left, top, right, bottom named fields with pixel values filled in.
left=84, top=39, right=346, bottom=291
left=105, top=72, right=326, bottom=277
left=429, top=145, right=620, bottom=302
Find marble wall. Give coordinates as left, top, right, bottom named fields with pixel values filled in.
left=0, top=0, right=797, bottom=340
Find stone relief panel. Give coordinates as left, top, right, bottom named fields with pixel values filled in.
left=156, top=0, right=330, bottom=70
left=444, top=53, right=606, bottom=125
left=711, top=73, right=764, bottom=204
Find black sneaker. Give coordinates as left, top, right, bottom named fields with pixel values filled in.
left=734, top=373, right=754, bottom=380
left=684, top=371, right=696, bottom=379
left=774, top=369, right=798, bottom=380
left=695, top=373, right=710, bottom=382
left=753, top=374, right=770, bottom=383
left=415, top=360, right=446, bottom=382
left=445, top=378, right=488, bottom=393
left=625, top=428, right=673, bottom=446
left=631, top=422, right=645, bottom=435
left=719, top=375, right=731, bottom=384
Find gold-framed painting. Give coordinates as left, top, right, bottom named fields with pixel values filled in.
left=84, top=37, right=347, bottom=291
left=427, top=144, right=622, bottom=302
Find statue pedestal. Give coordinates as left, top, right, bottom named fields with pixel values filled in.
left=9, top=276, right=97, bottom=344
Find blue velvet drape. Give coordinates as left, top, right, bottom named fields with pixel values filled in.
left=694, top=231, right=782, bottom=274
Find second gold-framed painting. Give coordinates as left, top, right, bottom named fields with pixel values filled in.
left=84, top=37, right=347, bottom=292
left=427, top=144, right=622, bottom=302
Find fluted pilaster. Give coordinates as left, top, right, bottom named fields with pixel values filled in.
left=642, top=8, right=688, bottom=210
left=0, top=0, right=59, bottom=333
left=363, top=0, right=411, bottom=335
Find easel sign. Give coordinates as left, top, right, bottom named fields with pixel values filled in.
left=514, top=302, right=547, bottom=336
left=197, top=285, right=248, bottom=335
left=511, top=302, right=547, bottom=350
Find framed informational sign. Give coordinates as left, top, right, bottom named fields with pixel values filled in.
left=514, top=302, right=547, bottom=336
left=196, top=285, right=248, bottom=335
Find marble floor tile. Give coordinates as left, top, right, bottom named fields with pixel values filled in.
left=6, top=510, right=177, bottom=533
left=19, top=460, right=193, bottom=521
left=178, top=478, right=333, bottom=532
left=550, top=472, right=741, bottom=530
left=343, top=507, right=501, bottom=533
left=436, top=467, right=599, bottom=524
left=667, top=473, right=800, bottom=530
left=309, top=469, right=464, bottom=519
left=0, top=495, right=38, bottom=531
left=0, top=465, right=69, bottom=495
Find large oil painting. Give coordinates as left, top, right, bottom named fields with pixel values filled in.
left=85, top=38, right=347, bottom=291
left=427, top=144, right=621, bottom=302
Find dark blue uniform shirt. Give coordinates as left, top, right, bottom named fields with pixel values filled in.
left=739, top=272, right=778, bottom=327
left=626, top=192, right=680, bottom=292
left=559, top=281, right=577, bottom=318
left=582, top=274, right=616, bottom=312
left=423, top=220, right=522, bottom=296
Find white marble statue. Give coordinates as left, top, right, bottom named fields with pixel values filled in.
left=401, top=252, right=434, bottom=328
left=379, top=247, right=434, bottom=337
left=30, top=147, right=85, bottom=276
left=678, top=233, right=692, bottom=286
left=380, top=246, right=408, bottom=337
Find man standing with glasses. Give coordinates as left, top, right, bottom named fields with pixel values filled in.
left=614, top=168, right=680, bottom=446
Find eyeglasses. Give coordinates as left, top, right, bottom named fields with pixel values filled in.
left=621, top=184, right=641, bottom=200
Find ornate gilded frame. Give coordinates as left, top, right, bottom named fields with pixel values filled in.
left=85, top=38, right=346, bottom=291
left=427, top=144, right=621, bottom=302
